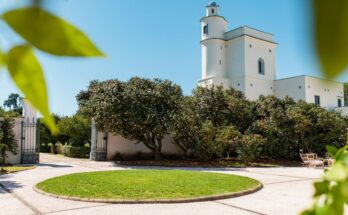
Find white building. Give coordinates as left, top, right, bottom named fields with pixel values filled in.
left=198, top=1, right=344, bottom=109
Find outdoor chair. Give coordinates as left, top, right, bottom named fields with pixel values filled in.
left=324, top=152, right=334, bottom=167
left=307, top=153, right=324, bottom=168
left=300, top=153, right=310, bottom=166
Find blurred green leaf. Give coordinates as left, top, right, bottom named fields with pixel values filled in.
left=324, top=163, right=348, bottom=181
left=6, top=45, right=57, bottom=134
left=314, top=181, right=330, bottom=196
left=326, top=145, right=338, bottom=157
left=3, top=7, right=104, bottom=57
left=313, top=0, right=348, bottom=78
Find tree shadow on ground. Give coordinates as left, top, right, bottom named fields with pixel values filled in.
left=38, top=163, right=73, bottom=168
left=0, top=179, right=24, bottom=192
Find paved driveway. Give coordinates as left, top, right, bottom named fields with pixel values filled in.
left=0, top=153, right=324, bottom=215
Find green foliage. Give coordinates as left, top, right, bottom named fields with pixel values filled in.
left=38, top=114, right=63, bottom=146
left=237, top=134, right=265, bottom=164
left=312, top=0, right=348, bottom=78
left=191, top=86, right=253, bottom=131
left=288, top=101, right=347, bottom=156
left=7, top=45, right=56, bottom=133
left=301, top=145, right=348, bottom=215
left=113, top=152, right=124, bottom=162
left=191, top=121, right=225, bottom=161
left=172, top=96, right=199, bottom=156
left=0, top=4, right=103, bottom=134
left=215, top=126, right=242, bottom=157
left=0, top=118, right=17, bottom=164
left=0, top=107, right=21, bottom=117
left=250, top=96, right=298, bottom=160
left=77, top=77, right=183, bottom=160
left=250, top=96, right=347, bottom=160
left=57, top=115, right=91, bottom=147
left=4, top=7, right=104, bottom=57
left=64, top=145, right=90, bottom=158
left=3, top=93, right=22, bottom=115
left=344, top=83, right=348, bottom=105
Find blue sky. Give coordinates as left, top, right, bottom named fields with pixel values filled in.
left=0, top=0, right=346, bottom=116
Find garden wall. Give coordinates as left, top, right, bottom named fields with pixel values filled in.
left=106, top=133, right=183, bottom=160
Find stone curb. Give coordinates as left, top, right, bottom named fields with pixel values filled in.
left=33, top=183, right=263, bottom=204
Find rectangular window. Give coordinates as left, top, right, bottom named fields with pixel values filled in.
left=338, top=99, right=342, bottom=107
left=314, top=95, right=320, bottom=106
left=203, top=24, right=208, bottom=35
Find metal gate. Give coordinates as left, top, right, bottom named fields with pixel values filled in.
left=21, top=118, right=39, bottom=164
left=90, top=120, right=108, bottom=161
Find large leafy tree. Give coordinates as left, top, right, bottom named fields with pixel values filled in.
left=287, top=101, right=347, bottom=155
left=0, top=118, right=17, bottom=164
left=77, top=77, right=183, bottom=160
left=57, top=114, right=91, bottom=147
left=172, top=86, right=253, bottom=160
left=191, top=86, right=253, bottom=131
left=250, top=95, right=298, bottom=160
left=3, top=93, right=22, bottom=116
left=3, top=93, right=21, bottom=110
left=172, top=96, right=199, bottom=157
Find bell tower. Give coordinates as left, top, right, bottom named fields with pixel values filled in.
left=199, top=2, right=230, bottom=88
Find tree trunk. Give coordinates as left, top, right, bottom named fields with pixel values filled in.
left=154, top=147, right=161, bottom=160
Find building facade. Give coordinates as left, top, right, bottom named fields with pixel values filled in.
left=198, top=2, right=344, bottom=109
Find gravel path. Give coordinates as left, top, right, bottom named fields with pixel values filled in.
left=0, top=153, right=325, bottom=215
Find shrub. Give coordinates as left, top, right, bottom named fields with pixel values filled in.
left=113, top=152, right=123, bottom=161
left=64, top=145, right=90, bottom=158
left=191, top=121, right=225, bottom=161
left=0, top=118, right=17, bottom=164
left=215, top=126, right=242, bottom=158
left=40, top=143, right=50, bottom=153
left=57, top=115, right=91, bottom=147
left=47, top=143, right=55, bottom=154
left=55, top=142, right=64, bottom=154
left=237, top=134, right=265, bottom=164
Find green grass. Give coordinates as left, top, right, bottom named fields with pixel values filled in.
left=0, top=165, right=35, bottom=175
left=36, top=170, right=260, bottom=200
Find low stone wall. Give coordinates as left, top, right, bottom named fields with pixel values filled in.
left=106, top=134, right=183, bottom=160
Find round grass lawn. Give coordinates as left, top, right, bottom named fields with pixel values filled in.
left=36, top=170, right=261, bottom=201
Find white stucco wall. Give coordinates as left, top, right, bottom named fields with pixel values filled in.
left=244, top=36, right=276, bottom=81
left=106, top=134, right=183, bottom=160
left=226, top=37, right=245, bottom=86
left=304, top=76, right=344, bottom=109
left=275, top=76, right=306, bottom=101
left=245, top=76, right=274, bottom=100
left=275, top=76, right=344, bottom=109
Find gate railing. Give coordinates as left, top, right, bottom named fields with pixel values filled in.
left=21, top=118, right=39, bottom=164
left=90, top=119, right=108, bottom=161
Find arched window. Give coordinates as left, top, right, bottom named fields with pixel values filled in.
left=212, top=8, right=215, bottom=14
left=258, top=58, right=265, bottom=75
left=203, top=24, right=208, bottom=35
